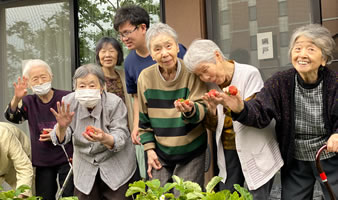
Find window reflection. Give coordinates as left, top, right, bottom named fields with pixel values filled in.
left=1, top=1, right=72, bottom=127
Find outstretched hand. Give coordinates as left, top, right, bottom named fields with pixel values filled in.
left=13, top=76, right=28, bottom=100
left=219, top=87, right=244, bottom=113
left=50, top=101, right=74, bottom=129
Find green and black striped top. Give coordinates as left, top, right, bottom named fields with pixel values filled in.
left=137, top=59, right=208, bottom=164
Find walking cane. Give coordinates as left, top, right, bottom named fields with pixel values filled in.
left=315, top=144, right=336, bottom=200
left=56, top=145, right=73, bottom=200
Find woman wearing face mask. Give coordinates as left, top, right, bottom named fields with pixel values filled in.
left=4, top=59, right=74, bottom=200
left=50, top=64, right=138, bottom=200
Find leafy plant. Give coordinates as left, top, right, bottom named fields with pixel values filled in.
left=126, top=176, right=253, bottom=200
left=0, top=185, right=78, bottom=200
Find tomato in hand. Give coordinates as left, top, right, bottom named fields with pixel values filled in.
left=208, top=89, right=217, bottom=97
left=85, top=125, right=95, bottom=135
left=228, top=86, right=238, bottom=96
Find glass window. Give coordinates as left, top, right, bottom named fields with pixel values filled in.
left=0, top=1, right=73, bottom=129
left=78, top=0, right=161, bottom=65
left=207, top=0, right=316, bottom=81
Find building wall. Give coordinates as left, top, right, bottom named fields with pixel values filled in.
left=164, top=0, right=206, bottom=48
left=322, top=0, right=338, bottom=37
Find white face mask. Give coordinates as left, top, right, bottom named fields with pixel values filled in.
left=31, top=82, right=52, bottom=96
left=75, top=89, right=101, bottom=108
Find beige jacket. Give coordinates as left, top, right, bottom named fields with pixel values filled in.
left=0, top=122, right=33, bottom=196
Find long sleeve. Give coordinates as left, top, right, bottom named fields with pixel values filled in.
left=0, top=124, right=33, bottom=196
left=8, top=133, right=33, bottom=195
left=181, top=72, right=207, bottom=124
left=137, top=79, right=155, bottom=151
left=4, top=100, right=28, bottom=124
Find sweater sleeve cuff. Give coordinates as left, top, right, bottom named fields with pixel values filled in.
left=143, top=142, right=156, bottom=151
left=182, top=105, right=196, bottom=118
left=231, top=103, right=248, bottom=122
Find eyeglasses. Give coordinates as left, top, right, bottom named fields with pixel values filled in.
left=118, top=26, right=139, bottom=38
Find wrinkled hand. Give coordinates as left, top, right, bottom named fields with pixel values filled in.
left=131, top=127, right=141, bottom=145
left=202, top=92, right=221, bottom=116
left=218, top=87, right=244, bottom=113
left=147, top=149, right=162, bottom=179
left=39, top=128, right=52, bottom=142
left=174, top=99, right=193, bottom=113
left=82, top=127, right=106, bottom=142
left=13, top=76, right=28, bottom=99
left=50, top=101, right=74, bottom=129
left=327, top=133, right=338, bottom=152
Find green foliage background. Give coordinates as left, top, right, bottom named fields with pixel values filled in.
left=78, top=0, right=160, bottom=65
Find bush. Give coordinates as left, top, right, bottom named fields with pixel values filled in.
left=126, top=175, right=253, bottom=200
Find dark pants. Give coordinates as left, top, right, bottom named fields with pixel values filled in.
left=218, top=150, right=245, bottom=192
left=217, top=149, right=274, bottom=200
left=281, top=155, right=338, bottom=200
left=74, top=170, right=140, bottom=200
left=35, top=163, right=74, bottom=200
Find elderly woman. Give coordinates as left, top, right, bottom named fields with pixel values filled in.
left=137, top=22, right=208, bottom=189
left=221, top=24, right=338, bottom=199
left=50, top=64, right=137, bottom=200
left=183, top=39, right=283, bottom=199
left=95, top=37, right=145, bottom=178
left=4, top=59, right=73, bottom=200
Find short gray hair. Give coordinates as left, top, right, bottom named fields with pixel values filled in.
left=146, top=22, right=178, bottom=52
left=183, top=39, right=226, bottom=72
left=289, top=24, right=335, bottom=64
left=23, top=59, right=53, bottom=78
left=73, top=63, right=105, bottom=90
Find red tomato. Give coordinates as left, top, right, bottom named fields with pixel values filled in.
left=85, top=126, right=95, bottom=135
left=228, top=86, right=238, bottom=96
left=208, top=89, right=217, bottom=97
left=42, top=130, right=49, bottom=135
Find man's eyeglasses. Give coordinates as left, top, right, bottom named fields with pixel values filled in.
left=119, top=26, right=139, bottom=38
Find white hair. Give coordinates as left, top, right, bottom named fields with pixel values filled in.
left=183, top=39, right=226, bottom=72
left=145, top=22, right=178, bottom=53
left=288, top=24, right=336, bottom=63
left=22, top=59, right=53, bottom=78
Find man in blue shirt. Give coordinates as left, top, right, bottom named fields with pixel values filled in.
left=114, top=5, right=186, bottom=145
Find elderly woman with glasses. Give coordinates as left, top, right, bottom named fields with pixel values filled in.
left=50, top=64, right=138, bottom=200
left=220, top=24, right=338, bottom=199
left=137, top=22, right=208, bottom=191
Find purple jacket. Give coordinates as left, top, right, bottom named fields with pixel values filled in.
left=4, top=89, right=73, bottom=167
left=234, top=67, right=338, bottom=172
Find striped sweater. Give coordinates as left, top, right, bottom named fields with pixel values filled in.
left=137, top=59, right=208, bottom=164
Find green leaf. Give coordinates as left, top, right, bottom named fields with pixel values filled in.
left=164, top=193, right=176, bottom=199
left=205, top=176, right=223, bottom=193
left=172, top=175, right=183, bottom=185
left=233, top=184, right=253, bottom=200
left=14, top=185, right=31, bottom=197
left=183, top=181, right=202, bottom=193
left=60, top=197, right=79, bottom=200
left=146, top=179, right=161, bottom=191
left=229, top=191, right=240, bottom=200
left=186, top=191, right=205, bottom=200
left=162, top=182, right=177, bottom=193
left=126, top=186, right=146, bottom=197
